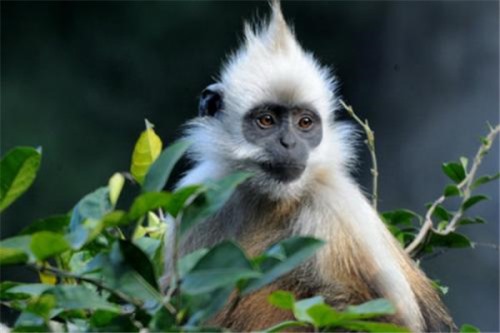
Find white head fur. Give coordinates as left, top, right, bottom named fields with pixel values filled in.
left=180, top=1, right=355, bottom=200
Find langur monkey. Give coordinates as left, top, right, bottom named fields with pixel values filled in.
left=166, top=2, right=455, bottom=332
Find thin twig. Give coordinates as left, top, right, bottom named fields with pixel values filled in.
left=33, top=262, right=178, bottom=315
left=162, top=189, right=204, bottom=308
left=30, top=263, right=143, bottom=308
left=340, top=100, right=379, bottom=210
left=405, top=125, right=500, bottom=256
left=472, top=242, right=500, bottom=251
left=222, top=292, right=241, bottom=325
left=164, top=212, right=182, bottom=310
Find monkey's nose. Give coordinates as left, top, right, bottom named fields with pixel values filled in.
left=279, top=135, right=296, bottom=149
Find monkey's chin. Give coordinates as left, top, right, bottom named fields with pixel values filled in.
left=259, top=162, right=306, bottom=183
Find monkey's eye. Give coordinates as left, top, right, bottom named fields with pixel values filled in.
left=298, top=116, right=313, bottom=129
left=256, top=114, right=275, bottom=128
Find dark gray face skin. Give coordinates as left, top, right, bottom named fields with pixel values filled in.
left=198, top=85, right=323, bottom=183
left=242, top=103, right=323, bottom=183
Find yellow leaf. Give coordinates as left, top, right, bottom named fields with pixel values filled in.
left=147, top=211, right=166, bottom=239
left=108, top=173, right=125, bottom=206
left=130, top=119, right=163, bottom=184
left=147, top=211, right=161, bottom=227
left=133, top=225, right=147, bottom=240
left=39, top=263, right=57, bottom=285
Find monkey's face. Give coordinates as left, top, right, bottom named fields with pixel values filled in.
left=241, top=103, right=322, bottom=183
left=199, top=85, right=323, bottom=184
left=183, top=5, right=355, bottom=198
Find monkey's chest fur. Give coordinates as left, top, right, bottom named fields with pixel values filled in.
left=179, top=190, right=378, bottom=331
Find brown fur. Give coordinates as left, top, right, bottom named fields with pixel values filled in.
left=171, top=180, right=456, bottom=332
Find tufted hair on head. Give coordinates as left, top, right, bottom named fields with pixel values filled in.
left=219, top=0, right=338, bottom=122
left=181, top=0, right=356, bottom=197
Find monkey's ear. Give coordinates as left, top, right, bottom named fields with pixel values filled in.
left=199, top=83, right=224, bottom=117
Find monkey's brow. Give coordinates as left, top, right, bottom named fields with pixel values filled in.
left=251, top=102, right=317, bottom=113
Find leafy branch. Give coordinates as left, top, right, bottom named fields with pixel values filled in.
left=0, top=121, right=326, bottom=332
left=405, top=124, right=500, bottom=255
left=29, top=262, right=144, bottom=308
left=1, top=118, right=495, bottom=332
left=340, top=100, right=379, bottom=210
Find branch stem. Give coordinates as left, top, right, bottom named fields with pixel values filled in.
left=30, top=263, right=143, bottom=308
left=340, top=100, right=379, bottom=210
left=405, top=125, right=500, bottom=255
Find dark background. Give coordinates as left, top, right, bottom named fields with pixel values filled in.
left=1, top=1, right=498, bottom=330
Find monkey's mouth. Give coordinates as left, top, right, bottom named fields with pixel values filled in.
left=259, top=162, right=306, bottom=183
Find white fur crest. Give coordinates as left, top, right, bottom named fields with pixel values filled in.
left=181, top=2, right=355, bottom=195
left=220, top=2, right=337, bottom=122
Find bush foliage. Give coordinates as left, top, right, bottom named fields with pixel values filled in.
left=0, top=120, right=497, bottom=332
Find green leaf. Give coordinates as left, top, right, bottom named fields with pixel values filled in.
left=182, top=241, right=260, bottom=294
left=0, top=235, right=33, bottom=264
left=428, top=232, right=472, bottom=249
left=148, top=307, right=176, bottom=331
left=437, top=221, right=448, bottom=232
left=0, top=247, right=28, bottom=265
left=7, top=284, right=119, bottom=314
left=90, top=311, right=138, bottom=332
left=102, top=210, right=129, bottom=228
left=443, top=184, right=461, bottom=197
left=142, top=140, right=191, bottom=192
left=128, top=192, right=172, bottom=221
left=472, top=173, right=500, bottom=189
left=346, top=298, right=395, bottom=317
left=66, top=219, right=102, bottom=251
left=14, top=311, right=48, bottom=331
left=130, top=119, right=163, bottom=185
left=179, top=248, right=209, bottom=278
left=94, top=244, right=162, bottom=304
left=6, top=284, right=53, bottom=297
left=340, top=321, right=410, bottom=332
left=306, top=303, right=342, bottom=327
left=263, top=320, right=309, bottom=332
left=431, top=280, right=449, bottom=295
left=68, top=187, right=112, bottom=249
left=0, top=281, right=21, bottom=299
left=89, top=310, right=120, bottom=328
left=134, top=237, right=164, bottom=277
left=442, top=162, right=466, bottom=183
left=460, top=324, right=481, bottom=333
left=116, top=239, right=159, bottom=290
left=70, top=187, right=112, bottom=226
left=292, top=296, right=324, bottom=323
left=30, top=232, right=70, bottom=261
left=184, top=286, right=234, bottom=326
left=24, top=294, right=56, bottom=320
left=268, top=290, right=295, bottom=310
left=20, top=215, right=69, bottom=235
left=180, top=172, right=252, bottom=235
left=134, top=237, right=162, bottom=263
left=167, top=185, right=204, bottom=217
left=242, top=237, right=324, bottom=295
left=381, top=210, right=420, bottom=226
left=459, top=217, right=486, bottom=226
left=385, top=224, right=403, bottom=240
left=433, top=205, right=452, bottom=221
left=46, top=285, right=119, bottom=312
left=462, top=195, right=489, bottom=211
left=0, top=147, right=42, bottom=212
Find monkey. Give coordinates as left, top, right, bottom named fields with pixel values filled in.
left=165, top=2, right=456, bottom=332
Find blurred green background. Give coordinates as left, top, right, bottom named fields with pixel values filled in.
left=1, top=1, right=498, bottom=330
